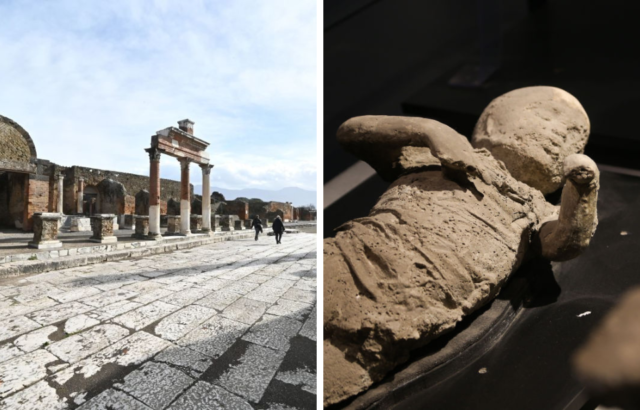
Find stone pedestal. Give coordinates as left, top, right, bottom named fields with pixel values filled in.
left=90, top=214, right=118, bottom=244
left=166, top=216, right=181, bottom=235
left=243, top=219, right=252, bottom=229
left=133, top=216, right=149, bottom=239
left=122, top=214, right=135, bottom=230
left=190, top=215, right=203, bottom=232
left=70, top=216, right=91, bottom=232
left=221, top=215, right=238, bottom=232
left=234, top=219, right=245, bottom=230
left=212, top=215, right=221, bottom=232
left=29, top=213, right=63, bottom=249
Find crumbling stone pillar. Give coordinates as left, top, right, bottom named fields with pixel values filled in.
left=167, top=215, right=181, bottom=234
left=57, top=174, right=64, bottom=214
left=190, top=215, right=203, bottom=232
left=77, top=177, right=85, bottom=214
left=212, top=215, right=221, bottom=232
left=133, top=215, right=149, bottom=239
left=29, top=213, right=62, bottom=249
left=179, top=158, right=191, bottom=235
left=221, top=215, right=237, bottom=231
left=89, top=214, right=117, bottom=244
left=201, top=164, right=213, bottom=233
left=147, top=148, right=162, bottom=240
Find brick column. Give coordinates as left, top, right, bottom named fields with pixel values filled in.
left=57, top=174, right=64, bottom=214
left=179, top=158, right=191, bottom=235
left=147, top=148, right=162, bottom=239
left=77, top=177, right=85, bottom=215
left=201, top=164, right=213, bottom=233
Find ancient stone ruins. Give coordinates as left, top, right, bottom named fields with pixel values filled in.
left=323, top=86, right=600, bottom=406
left=0, top=116, right=316, bottom=248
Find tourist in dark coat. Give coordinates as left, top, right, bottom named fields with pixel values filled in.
left=251, top=216, right=263, bottom=241
left=272, top=215, right=285, bottom=244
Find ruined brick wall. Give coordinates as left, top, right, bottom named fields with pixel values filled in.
left=299, top=208, right=316, bottom=221
left=225, top=200, right=249, bottom=220
left=0, top=122, right=31, bottom=163
left=25, top=177, right=49, bottom=230
left=267, top=201, right=293, bottom=221
left=65, top=166, right=191, bottom=215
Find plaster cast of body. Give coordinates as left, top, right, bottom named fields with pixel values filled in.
left=323, top=86, right=599, bottom=406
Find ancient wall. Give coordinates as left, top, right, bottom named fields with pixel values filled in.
left=25, top=177, right=49, bottom=230
left=267, top=201, right=293, bottom=221
left=64, top=166, right=190, bottom=215
left=225, top=200, right=249, bottom=220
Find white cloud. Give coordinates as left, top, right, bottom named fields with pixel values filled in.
left=0, top=0, right=317, bottom=192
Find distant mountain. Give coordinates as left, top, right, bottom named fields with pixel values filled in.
left=210, top=186, right=316, bottom=208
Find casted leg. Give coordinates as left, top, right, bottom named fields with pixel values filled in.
left=534, top=154, right=599, bottom=261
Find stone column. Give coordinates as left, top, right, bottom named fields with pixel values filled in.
left=179, top=158, right=192, bottom=235
left=57, top=174, right=64, bottom=214
left=77, top=177, right=85, bottom=214
left=201, top=164, right=213, bottom=233
left=147, top=148, right=162, bottom=239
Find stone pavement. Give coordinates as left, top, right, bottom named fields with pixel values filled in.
left=0, top=232, right=317, bottom=409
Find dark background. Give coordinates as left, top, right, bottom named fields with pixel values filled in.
left=324, top=0, right=640, bottom=237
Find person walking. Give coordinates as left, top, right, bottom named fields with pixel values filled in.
left=272, top=215, right=285, bottom=244
left=251, top=215, right=263, bottom=241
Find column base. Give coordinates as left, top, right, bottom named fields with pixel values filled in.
left=90, top=236, right=118, bottom=244
left=28, top=240, right=62, bottom=249
left=177, top=231, right=193, bottom=237
left=147, top=232, right=164, bottom=241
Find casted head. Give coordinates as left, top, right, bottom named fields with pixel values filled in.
left=471, top=86, right=590, bottom=194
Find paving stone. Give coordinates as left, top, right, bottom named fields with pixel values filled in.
left=129, top=288, right=174, bottom=305
left=0, top=380, right=68, bottom=409
left=298, top=306, right=316, bottom=341
left=76, top=388, right=151, bottom=410
left=197, top=278, right=234, bottom=291
left=155, top=305, right=216, bottom=341
left=50, top=287, right=102, bottom=304
left=282, top=288, right=316, bottom=304
left=14, top=325, right=58, bottom=352
left=0, top=349, right=59, bottom=398
left=242, top=314, right=302, bottom=351
left=47, top=324, right=129, bottom=364
left=178, top=316, right=248, bottom=358
left=0, top=344, right=22, bottom=364
left=262, top=278, right=296, bottom=291
left=151, top=273, right=184, bottom=285
left=292, top=278, right=316, bottom=292
left=27, top=301, right=93, bottom=326
left=245, top=285, right=288, bottom=304
left=216, top=343, right=287, bottom=403
left=167, top=380, right=252, bottom=410
left=12, top=283, right=65, bottom=303
left=116, top=361, right=193, bottom=409
left=52, top=331, right=172, bottom=385
left=92, top=275, right=147, bottom=292
left=275, top=366, right=316, bottom=394
left=113, top=301, right=179, bottom=330
left=223, top=281, right=259, bottom=295
left=154, top=346, right=212, bottom=377
left=194, top=289, right=243, bottom=311
left=266, top=299, right=313, bottom=321
left=86, top=300, right=143, bottom=321
left=0, top=316, right=42, bottom=342
left=222, top=298, right=269, bottom=325
left=79, top=288, right=138, bottom=308
left=4, top=297, right=58, bottom=319
left=64, top=314, right=100, bottom=334
left=138, top=269, right=173, bottom=279
left=163, top=287, right=211, bottom=307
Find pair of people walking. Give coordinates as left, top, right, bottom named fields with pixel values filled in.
left=251, top=215, right=285, bottom=244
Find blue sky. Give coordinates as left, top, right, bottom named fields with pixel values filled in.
left=0, top=0, right=317, bottom=194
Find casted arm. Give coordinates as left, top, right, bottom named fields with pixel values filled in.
left=337, top=116, right=478, bottom=181
left=534, top=154, right=599, bottom=261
